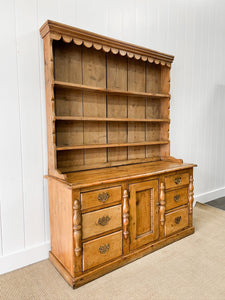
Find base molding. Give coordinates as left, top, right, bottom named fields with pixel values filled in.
left=195, top=187, right=225, bottom=204
left=0, top=242, right=50, bottom=275
left=49, top=227, right=194, bottom=288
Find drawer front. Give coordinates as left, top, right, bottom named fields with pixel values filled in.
left=83, top=231, right=122, bottom=271
left=165, top=188, right=188, bottom=211
left=165, top=172, right=189, bottom=190
left=81, top=186, right=121, bottom=211
left=165, top=207, right=189, bottom=236
left=82, top=205, right=122, bottom=239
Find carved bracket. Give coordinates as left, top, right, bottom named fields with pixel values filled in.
left=123, top=189, right=129, bottom=239
left=189, top=175, right=194, bottom=214
left=159, top=182, right=165, bottom=226
left=73, top=199, right=81, bottom=257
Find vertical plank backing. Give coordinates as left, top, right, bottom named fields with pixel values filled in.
left=146, top=98, right=161, bottom=119
left=160, top=96, right=170, bottom=157
left=146, top=63, right=162, bottom=93
left=54, top=40, right=82, bottom=83
left=128, top=59, right=146, bottom=159
left=160, top=66, right=170, bottom=157
left=146, top=123, right=161, bottom=141
left=146, top=63, right=169, bottom=158
left=57, top=150, right=83, bottom=169
left=107, top=53, right=127, bottom=162
left=161, top=66, right=170, bottom=93
left=146, top=145, right=161, bottom=158
left=84, top=121, right=106, bottom=144
left=54, top=41, right=83, bottom=169
left=56, top=121, right=83, bottom=146
left=82, top=47, right=107, bottom=165
left=146, top=123, right=161, bottom=158
left=55, top=88, right=82, bottom=117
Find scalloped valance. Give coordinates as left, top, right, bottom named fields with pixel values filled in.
left=40, top=20, right=174, bottom=67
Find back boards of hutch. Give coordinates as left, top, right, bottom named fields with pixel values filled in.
left=40, top=20, right=196, bottom=288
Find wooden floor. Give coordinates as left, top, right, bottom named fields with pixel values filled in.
left=206, top=197, right=225, bottom=211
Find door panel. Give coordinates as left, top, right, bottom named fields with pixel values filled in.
left=129, top=180, right=159, bottom=250
left=136, top=189, right=152, bottom=236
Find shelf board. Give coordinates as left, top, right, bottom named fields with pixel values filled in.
left=54, top=80, right=170, bottom=99
left=55, top=116, right=170, bottom=123
left=56, top=141, right=169, bottom=151
left=58, top=156, right=162, bottom=173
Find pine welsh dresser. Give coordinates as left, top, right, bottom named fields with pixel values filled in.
left=40, top=20, right=197, bottom=288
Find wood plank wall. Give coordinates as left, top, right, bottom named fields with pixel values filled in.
left=0, top=0, right=225, bottom=273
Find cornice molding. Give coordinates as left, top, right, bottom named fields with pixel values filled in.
left=40, top=20, right=174, bottom=66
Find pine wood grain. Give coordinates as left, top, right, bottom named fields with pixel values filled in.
left=82, top=231, right=122, bottom=271
left=165, top=188, right=188, bottom=211
left=129, top=180, right=159, bottom=250
left=165, top=207, right=189, bottom=236
left=81, top=186, right=122, bottom=211
left=82, top=205, right=122, bottom=239
left=41, top=21, right=196, bottom=289
left=54, top=80, right=170, bottom=99
left=165, top=172, right=189, bottom=190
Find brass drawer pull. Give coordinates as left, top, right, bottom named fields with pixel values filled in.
left=174, top=177, right=181, bottom=185
left=175, top=216, right=181, bottom=224
left=97, top=216, right=111, bottom=226
left=99, top=243, right=110, bottom=254
left=174, top=195, right=180, bottom=202
left=97, top=192, right=110, bottom=203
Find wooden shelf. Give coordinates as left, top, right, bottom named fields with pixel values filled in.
left=56, top=141, right=169, bottom=151
left=55, top=116, right=170, bottom=123
left=54, top=80, right=170, bottom=99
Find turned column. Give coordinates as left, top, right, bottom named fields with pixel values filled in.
left=159, top=182, right=165, bottom=238
left=123, top=189, right=129, bottom=240
left=188, top=175, right=194, bottom=226
left=73, top=199, right=81, bottom=257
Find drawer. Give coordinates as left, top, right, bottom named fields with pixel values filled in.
left=165, top=187, right=188, bottom=211
left=81, top=186, right=121, bottom=211
left=165, top=172, right=189, bottom=190
left=165, top=207, right=189, bottom=236
left=82, top=205, right=122, bottom=239
left=83, top=231, right=122, bottom=271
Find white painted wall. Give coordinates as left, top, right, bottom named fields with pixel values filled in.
left=0, top=0, right=225, bottom=274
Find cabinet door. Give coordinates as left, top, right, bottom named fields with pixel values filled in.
left=129, top=180, right=159, bottom=250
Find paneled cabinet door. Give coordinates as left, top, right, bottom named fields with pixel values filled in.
left=129, top=180, right=159, bottom=250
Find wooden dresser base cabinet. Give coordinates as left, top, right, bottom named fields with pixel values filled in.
left=40, top=21, right=197, bottom=288
left=47, top=163, right=195, bottom=288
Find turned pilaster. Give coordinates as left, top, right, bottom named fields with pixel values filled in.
left=122, top=189, right=129, bottom=240
left=73, top=199, right=81, bottom=257
left=188, top=175, right=194, bottom=213
left=159, top=182, right=165, bottom=226
left=188, top=175, right=194, bottom=228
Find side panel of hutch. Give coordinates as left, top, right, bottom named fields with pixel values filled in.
left=40, top=20, right=196, bottom=288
